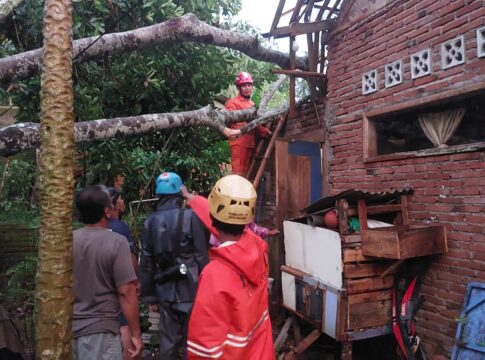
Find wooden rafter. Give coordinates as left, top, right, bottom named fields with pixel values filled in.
left=270, top=0, right=286, bottom=33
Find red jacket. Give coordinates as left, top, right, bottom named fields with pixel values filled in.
left=187, top=196, right=275, bottom=360
left=225, top=95, right=271, bottom=148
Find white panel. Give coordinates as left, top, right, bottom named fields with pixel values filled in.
left=281, top=271, right=296, bottom=311
left=284, top=221, right=343, bottom=289
left=324, top=288, right=338, bottom=338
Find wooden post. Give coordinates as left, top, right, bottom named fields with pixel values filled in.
left=289, top=36, right=296, bottom=116
left=341, top=341, right=352, bottom=360
left=253, top=116, right=285, bottom=190
left=357, top=199, right=368, bottom=231
left=284, top=329, right=321, bottom=360
left=336, top=199, right=349, bottom=235
left=400, top=195, right=409, bottom=225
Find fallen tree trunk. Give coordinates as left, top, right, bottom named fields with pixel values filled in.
left=0, top=0, right=22, bottom=23
left=0, top=13, right=308, bottom=85
left=0, top=105, right=288, bottom=156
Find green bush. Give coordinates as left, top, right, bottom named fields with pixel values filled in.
left=0, top=159, right=38, bottom=220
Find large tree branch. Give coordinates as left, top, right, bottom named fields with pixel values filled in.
left=0, top=105, right=260, bottom=156
left=0, top=13, right=308, bottom=84
left=0, top=0, right=22, bottom=23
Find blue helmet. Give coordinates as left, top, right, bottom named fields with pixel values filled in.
left=155, top=172, right=183, bottom=195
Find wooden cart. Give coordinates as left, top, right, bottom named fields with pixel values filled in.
left=279, top=190, right=447, bottom=359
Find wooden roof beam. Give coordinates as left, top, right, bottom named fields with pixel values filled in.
left=290, top=0, right=306, bottom=23
left=270, top=0, right=286, bottom=33
left=271, top=69, right=327, bottom=78
left=263, top=19, right=334, bottom=38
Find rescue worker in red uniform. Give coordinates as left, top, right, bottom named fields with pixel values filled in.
left=182, top=175, right=275, bottom=360
left=225, top=72, right=272, bottom=177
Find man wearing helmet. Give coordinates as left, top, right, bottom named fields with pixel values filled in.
left=139, top=172, right=209, bottom=360
left=225, top=72, right=272, bottom=177
left=182, top=175, right=275, bottom=360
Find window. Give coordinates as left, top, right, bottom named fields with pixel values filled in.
left=364, top=91, right=485, bottom=161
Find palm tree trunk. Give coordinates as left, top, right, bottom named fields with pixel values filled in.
left=34, top=0, right=74, bottom=358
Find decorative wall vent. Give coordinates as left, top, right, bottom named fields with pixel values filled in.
left=362, top=69, right=378, bottom=95
left=385, top=60, right=403, bottom=87
left=411, top=49, right=432, bottom=79
left=441, top=35, right=465, bottom=69
left=477, top=27, right=485, bottom=58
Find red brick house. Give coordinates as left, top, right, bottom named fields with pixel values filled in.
left=266, top=0, right=484, bottom=357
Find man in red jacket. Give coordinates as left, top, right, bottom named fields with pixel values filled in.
left=225, top=72, right=272, bottom=177
left=182, top=175, right=275, bottom=360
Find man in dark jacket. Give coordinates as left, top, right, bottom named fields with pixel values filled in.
left=139, top=172, right=208, bottom=360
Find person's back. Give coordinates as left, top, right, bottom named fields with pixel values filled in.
left=188, top=228, right=273, bottom=359
left=183, top=175, right=275, bottom=360
left=72, top=185, right=142, bottom=360
left=140, top=172, right=208, bottom=360
left=73, top=227, right=134, bottom=334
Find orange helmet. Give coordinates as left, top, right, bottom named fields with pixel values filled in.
left=235, top=72, right=253, bottom=86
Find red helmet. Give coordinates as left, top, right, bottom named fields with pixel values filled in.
left=235, top=72, right=253, bottom=86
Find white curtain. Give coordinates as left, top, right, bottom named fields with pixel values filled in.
left=418, top=108, right=466, bottom=148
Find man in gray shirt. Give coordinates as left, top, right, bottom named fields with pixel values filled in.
left=73, top=185, right=142, bottom=359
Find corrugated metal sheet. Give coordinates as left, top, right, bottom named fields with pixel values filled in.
left=302, top=188, right=413, bottom=214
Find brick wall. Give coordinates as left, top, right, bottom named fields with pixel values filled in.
left=283, top=98, right=325, bottom=138
left=326, top=0, right=485, bottom=356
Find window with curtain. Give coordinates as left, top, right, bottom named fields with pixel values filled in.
left=364, top=92, right=485, bottom=159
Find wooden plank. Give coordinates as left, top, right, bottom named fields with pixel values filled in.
left=266, top=19, right=334, bottom=38
left=362, top=224, right=447, bottom=259
left=365, top=81, right=485, bottom=118
left=253, top=117, right=285, bottom=189
left=281, top=265, right=305, bottom=278
left=287, top=154, right=310, bottom=219
left=289, top=36, right=296, bottom=116
left=304, top=0, right=316, bottom=21
left=336, top=293, right=347, bottom=339
left=316, top=0, right=332, bottom=20
left=343, top=248, right=377, bottom=263
left=336, top=199, right=349, bottom=235
left=288, top=329, right=321, bottom=358
left=274, top=317, right=293, bottom=352
left=290, top=0, right=306, bottom=23
left=363, top=113, right=378, bottom=161
left=271, top=69, right=327, bottom=78
left=347, top=204, right=403, bottom=216
left=348, top=289, right=392, bottom=305
left=341, top=234, right=361, bottom=245
left=270, top=0, right=286, bottom=33
left=357, top=199, right=368, bottom=231
left=400, top=195, right=409, bottom=225
left=347, top=299, right=392, bottom=330
left=344, top=262, right=393, bottom=279
left=274, top=140, right=289, bottom=300
left=345, top=276, right=394, bottom=295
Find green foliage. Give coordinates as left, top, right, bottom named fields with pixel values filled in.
left=0, top=0, right=287, bottom=227
left=0, top=158, right=37, bottom=215
left=0, top=256, right=37, bottom=315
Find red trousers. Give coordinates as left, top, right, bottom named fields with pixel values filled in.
left=230, top=145, right=253, bottom=177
